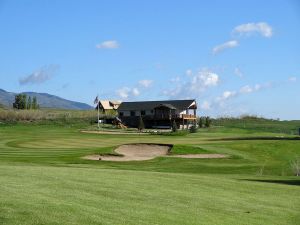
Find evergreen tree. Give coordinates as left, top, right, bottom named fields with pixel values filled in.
left=27, top=96, right=32, bottom=109
left=13, top=94, right=27, bottom=110
left=21, top=94, right=27, bottom=109
left=32, top=96, right=37, bottom=109
left=198, top=117, right=203, bottom=128
left=205, top=116, right=212, bottom=128
left=172, top=120, right=177, bottom=132
left=138, top=116, right=144, bottom=132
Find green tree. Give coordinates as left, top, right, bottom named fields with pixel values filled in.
left=205, top=116, right=212, bottom=128
left=138, top=116, right=144, bottom=132
left=172, top=120, right=177, bottom=132
left=198, top=117, right=203, bottom=128
left=32, top=96, right=37, bottom=109
left=13, top=94, right=27, bottom=110
left=27, top=96, right=32, bottom=109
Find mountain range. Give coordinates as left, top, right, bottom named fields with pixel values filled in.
left=0, top=89, right=93, bottom=110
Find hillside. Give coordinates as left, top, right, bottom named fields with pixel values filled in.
left=0, top=89, right=92, bottom=110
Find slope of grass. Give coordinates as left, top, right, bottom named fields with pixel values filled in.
left=0, top=165, right=299, bottom=225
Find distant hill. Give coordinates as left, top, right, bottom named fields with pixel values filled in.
left=0, top=89, right=93, bottom=110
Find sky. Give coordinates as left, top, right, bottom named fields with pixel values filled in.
left=0, top=0, right=299, bottom=119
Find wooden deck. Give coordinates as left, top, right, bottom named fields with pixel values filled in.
left=143, top=114, right=196, bottom=120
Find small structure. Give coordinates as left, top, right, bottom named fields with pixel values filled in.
left=118, top=99, right=197, bottom=129
left=96, top=100, right=121, bottom=113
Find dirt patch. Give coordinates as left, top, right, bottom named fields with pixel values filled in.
left=168, top=154, right=227, bottom=159
left=83, top=144, right=228, bottom=161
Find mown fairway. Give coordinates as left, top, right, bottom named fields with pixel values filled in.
left=0, top=122, right=300, bottom=225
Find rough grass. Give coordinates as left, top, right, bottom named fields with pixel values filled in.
left=0, top=108, right=114, bottom=123
left=0, top=122, right=299, bottom=225
left=213, top=117, right=300, bottom=135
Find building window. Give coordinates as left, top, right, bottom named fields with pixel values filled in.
left=141, top=110, right=146, bottom=116
left=119, top=112, right=124, bottom=117
left=151, top=110, right=154, bottom=114
left=130, top=111, right=136, bottom=116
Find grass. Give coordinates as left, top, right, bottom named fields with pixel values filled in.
left=1, top=165, right=299, bottom=225
left=0, top=118, right=300, bottom=225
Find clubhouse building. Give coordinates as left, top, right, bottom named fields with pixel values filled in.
left=117, top=99, right=197, bottom=129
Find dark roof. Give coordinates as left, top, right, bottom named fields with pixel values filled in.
left=154, top=103, right=176, bottom=110
left=118, top=99, right=196, bottom=111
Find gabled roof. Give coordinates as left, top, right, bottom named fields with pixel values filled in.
left=118, top=99, right=196, bottom=111
left=99, top=100, right=121, bottom=110
left=110, top=100, right=121, bottom=105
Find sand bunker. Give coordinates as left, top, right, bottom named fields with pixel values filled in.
left=83, top=144, right=228, bottom=161
left=84, top=144, right=171, bottom=161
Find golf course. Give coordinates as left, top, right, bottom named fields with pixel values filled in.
left=0, top=116, right=299, bottom=225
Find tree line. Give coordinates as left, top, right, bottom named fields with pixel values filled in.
left=13, top=94, right=39, bottom=110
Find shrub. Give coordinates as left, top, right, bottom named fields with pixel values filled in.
left=189, top=125, right=197, bottom=133
left=291, top=158, right=300, bottom=176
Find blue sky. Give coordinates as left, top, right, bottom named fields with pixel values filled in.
left=0, top=0, right=299, bottom=119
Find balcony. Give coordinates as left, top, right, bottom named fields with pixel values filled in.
left=181, top=114, right=197, bottom=119
left=143, top=114, right=196, bottom=120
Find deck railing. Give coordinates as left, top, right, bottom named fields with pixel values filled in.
left=181, top=114, right=197, bottom=119
left=144, top=114, right=196, bottom=120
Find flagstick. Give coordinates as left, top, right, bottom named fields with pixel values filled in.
left=97, top=98, right=100, bottom=130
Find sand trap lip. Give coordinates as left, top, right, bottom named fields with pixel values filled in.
left=83, top=144, right=228, bottom=161
left=167, top=154, right=227, bottom=159
left=81, top=130, right=149, bottom=135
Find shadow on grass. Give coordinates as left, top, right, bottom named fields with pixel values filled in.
left=210, top=136, right=300, bottom=141
left=242, top=179, right=300, bottom=186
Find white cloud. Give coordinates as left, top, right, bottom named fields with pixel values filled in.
left=234, top=67, right=243, bottom=78
left=116, top=79, right=154, bottom=100
left=288, top=76, right=297, bottom=82
left=116, top=87, right=131, bottom=99
left=132, top=88, right=140, bottom=96
left=19, top=65, right=59, bottom=85
left=215, top=82, right=271, bottom=107
left=116, top=87, right=140, bottom=99
left=164, top=68, right=220, bottom=98
left=186, top=69, right=193, bottom=76
left=233, top=22, right=273, bottom=38
left=170, top=76, right=180, bottom=83
left=138, top=79, right=153, bottom=88
left=239, top=85, right=253, bottom=93
left=212, top=40, right=239, bottom=55
left=216, top=91, right=237, bottom=102
left=96, top=40, right=119, bottom=49
left=200, top=101, right=211, bottom=110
